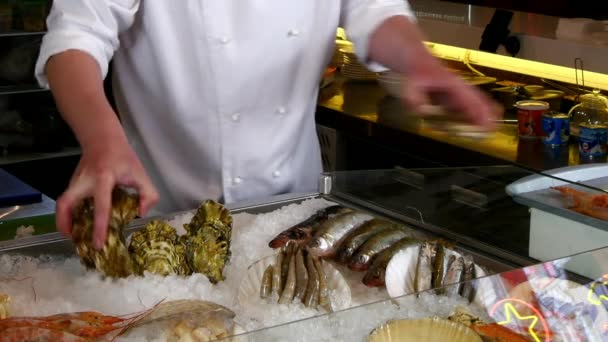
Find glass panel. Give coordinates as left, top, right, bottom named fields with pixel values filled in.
left=223, top=246, right=608, bottom=341
left=325, top=167, right=608, bottom=262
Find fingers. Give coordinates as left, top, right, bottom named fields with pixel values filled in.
left=55, top=191, right=76, bottom=237
left=136, top=175, right=160, bottom=217
left=402, top=76, right=500, bottom=130
left=93, top=173, right=114, bottom=250
left=401, top=80, right=432, bottom=115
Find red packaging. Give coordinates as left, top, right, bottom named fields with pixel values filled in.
left=516, top=100, right=549, bottom=138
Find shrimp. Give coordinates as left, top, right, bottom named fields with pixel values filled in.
left=553, top=186, right=608, bottom=221
left=0, top=309, right=153, bottom=339
left=0, top=327, right=90, bottom=342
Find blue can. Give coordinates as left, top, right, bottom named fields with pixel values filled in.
left=579, top=123, right=608, bottom=158
left=541, top=112, right=570, bottom=146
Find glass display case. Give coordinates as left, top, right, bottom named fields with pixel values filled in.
left=225, top=246, right=608, bottom=341
left=0, top=166, right=606, bottom=341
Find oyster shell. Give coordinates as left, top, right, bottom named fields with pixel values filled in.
left=129, top=220, right=191, bottom=276
left=72, top=187, right=137, bottom=278
left=182, top=200, right=233, bottom=284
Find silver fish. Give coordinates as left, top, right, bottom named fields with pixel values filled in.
left=348, top=228, right=410, bottom=272
left=443, top=256, right=465, bottom=297
left=307, top=212, right=370, bottom=258
left=414, top=241, right=436, bottom=293
left=335, top=218, right=397, bottom=264
left=293, top=248, right=309, bottom=302
left=278, top=250, right=297, bottom=304
left=271, top=250, right=284, bottom=298
left=460, top=255, right=476, bottom=302
left=260, top=265, right=273, bottom=299
left=433, top=246, right=449, bottom=295
left=314, top=257, right=332, bottom=312
left=303, top=252, right=320, bottom=308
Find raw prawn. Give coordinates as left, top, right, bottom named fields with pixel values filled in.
left=553, top=186, right=608, bottom=221
left=0, top=326, right=89, bottom=342
left=0, top=309, right=152, bottom=340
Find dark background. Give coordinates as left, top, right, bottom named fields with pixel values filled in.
left=442, top=0, right=608, bottom=20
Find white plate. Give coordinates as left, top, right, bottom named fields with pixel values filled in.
left=384, top=246, right=487, bottom=303
left=237, top=254, right=352, bottom=311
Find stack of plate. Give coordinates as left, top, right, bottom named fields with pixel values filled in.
left=341, top=51, right=378, bottom=81
left=329, top=40, right=354, bottom=67
left=377, top=71, right=404, bottom=98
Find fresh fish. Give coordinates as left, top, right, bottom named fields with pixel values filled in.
left=281, top=243, right=295, bottom=288
left=460, top=255, right=476, bottom=302
left=307, top=211, right=371, bottom=258
left=348, top=228, right=410, bottom=271
left=313, top=257, right=332, bottom=312
left=335, top=218, right=398, bottom=264
left=362, top=238, right=420, bottom=287
left=271, top=250, right=284, bottom=298
left=443, top=256, right=465, bottom=296
left=414, top=241, right=436, bottom=293
left=278, top=251, right=297, bottom=304
left=268, top=205, right=352, bottom=248
left=293, top=248, right=309, bottom=302
left=260, top=265, right=273, bottom=299
left=432, top=244, right=447, bottom=293
left=303, top=252, right=320, bottom=308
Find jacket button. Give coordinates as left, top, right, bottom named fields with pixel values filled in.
left=287, top=29, right=300, bottom=37
left=276, top=106, right=287, bottom=115
left=220, top=36, right=231, bottom=44
left=233, top=177, right=242, bottom=185
left=231, top=113, right=240, bottom=122
left=272, top=170, right=281, bottom=178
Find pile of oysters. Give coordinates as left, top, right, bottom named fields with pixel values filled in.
left=71, top=187, right=232, bottom=284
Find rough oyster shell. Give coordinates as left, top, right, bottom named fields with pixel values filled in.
left=129, top=220, right=191, bottom=276
left=72, top=187, right=137, bottom=278
left=182, top=200, right=233, bottom=284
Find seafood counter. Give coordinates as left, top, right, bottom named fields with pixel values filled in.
left=0, top=183, right=606, bottom=341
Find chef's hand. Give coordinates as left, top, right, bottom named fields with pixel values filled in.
left=399, top=63, right=499, bottom=130
left=368, top=15, right=500, bottom=130
left=55, top=139, right=159, bottom=250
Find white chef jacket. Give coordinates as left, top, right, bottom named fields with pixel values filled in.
left=35, top=0, right=414, bottom=214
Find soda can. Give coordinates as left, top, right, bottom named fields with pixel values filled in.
left=515, top=100, right=550, bottom=138
left=541, top=112, right=570, bottom=146
left=578, top=123, right=608, bottom=158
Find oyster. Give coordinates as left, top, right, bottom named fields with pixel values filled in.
left=129, top=220, right=191, bottom=276
left=182, top=200, right=233, bottom=284
left=72, top=187, right=137, bottom=278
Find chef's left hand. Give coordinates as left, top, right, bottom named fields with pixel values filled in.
left=368, top=15, right=500, bottom=130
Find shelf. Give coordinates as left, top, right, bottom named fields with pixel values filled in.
left=0, top=31, right=46, bottom=38
left=0, top=146, right=81, bottom=165
left=0, top=84, right=49, bottom=96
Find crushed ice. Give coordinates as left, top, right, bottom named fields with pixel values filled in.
left=0, top=198, right=488, bottom=340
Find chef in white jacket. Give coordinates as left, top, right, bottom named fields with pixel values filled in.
left=36, top=1, right=498, bottom=249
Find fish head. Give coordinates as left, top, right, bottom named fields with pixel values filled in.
left=335, top=247, right=353, bottom=263
left=362, top=268, right=385, bottom=287
left=348, top=254, right=370, bottom=271
left=307, top=237, right=329, bottom=256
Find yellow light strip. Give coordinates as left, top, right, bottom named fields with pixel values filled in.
left=425, top=42, right=608, bottom=91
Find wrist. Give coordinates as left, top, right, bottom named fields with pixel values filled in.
left=77, top=116, right=129, bottom=154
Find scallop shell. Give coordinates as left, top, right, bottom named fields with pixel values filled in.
left=237, top=255, right=352, bottom=311
left=384, top=246, right=488, bottom=303
left=367, top=317, right=482, bottom=342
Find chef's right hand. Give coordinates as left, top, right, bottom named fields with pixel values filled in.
left=55, top=139, right=159, bottom=250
